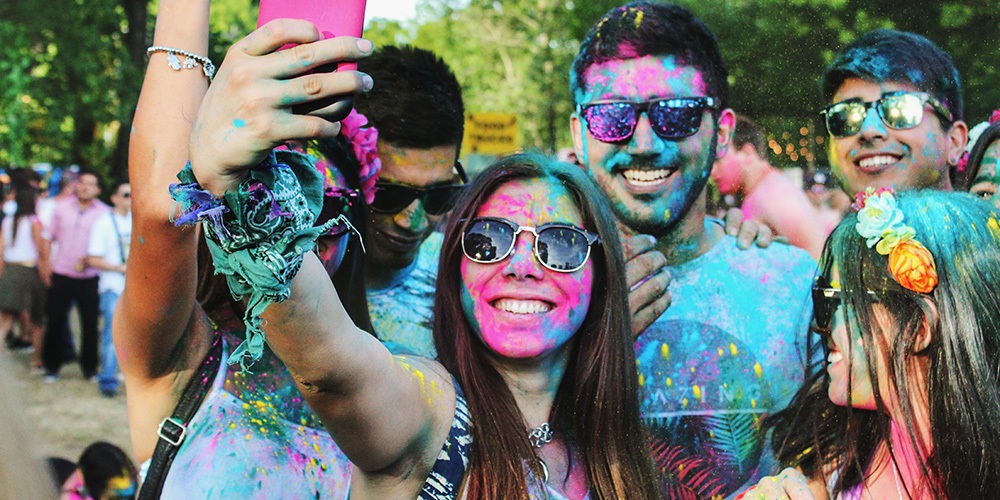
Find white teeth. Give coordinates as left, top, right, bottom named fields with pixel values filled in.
left=622, top=168, right=672, bottom=186
left=494, top=299, right=552, bottom=315
left=828, top=351, right=844, bottom=364
left=858, top=155, right=897, bottom=169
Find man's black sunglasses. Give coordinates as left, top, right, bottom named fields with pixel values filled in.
left=369, top=160, right=469, bottom=215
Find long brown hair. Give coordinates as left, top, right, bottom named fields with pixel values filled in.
left=433, top=153, right=659, bottom=499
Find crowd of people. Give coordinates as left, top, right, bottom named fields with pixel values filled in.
left=4, top=0, right=1000, bottom=499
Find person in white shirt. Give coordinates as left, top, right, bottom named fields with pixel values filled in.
left=86, top=182, right=130, bottom=397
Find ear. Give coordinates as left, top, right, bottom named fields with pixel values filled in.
left=570, top=112, right=585, bottom=162
left=945, top=120, right=969, bottom=168
left=914, top=298, right=938, bottom=353
left=716, top=109, right=736, bottom=159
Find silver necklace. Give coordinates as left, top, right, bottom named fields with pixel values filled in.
left=528, top=423, right=553, bottom=482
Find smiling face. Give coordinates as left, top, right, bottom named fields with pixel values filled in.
left=827, top=78, right=962, bottom=195
left=970, top=140, right=1000, bottom=208
left=571, top=55, right=733, bottom=237
left=459, top=179, right=594, bottom=360
left=366, top=140, right=460, bottom=272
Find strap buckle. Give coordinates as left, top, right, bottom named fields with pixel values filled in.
left=157, top=417, right=187, bottom=447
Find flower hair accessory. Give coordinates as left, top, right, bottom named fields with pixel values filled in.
left=340, top=109, right=381, bottom=204
left=853, top=187, right=938, bottom=293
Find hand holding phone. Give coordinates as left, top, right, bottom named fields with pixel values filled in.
left=258, top=0, right=368, bottom=72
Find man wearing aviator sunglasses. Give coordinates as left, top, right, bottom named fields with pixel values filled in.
left=821, top=29, right=968, bottom=196
left=354, top=46, right=468, bottom=358
left=569, top=2, right=817, bottom=497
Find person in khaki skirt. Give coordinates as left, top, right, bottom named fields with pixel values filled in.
left=0, top=172, right=50, bottom=370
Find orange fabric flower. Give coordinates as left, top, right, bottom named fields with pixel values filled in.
left=888, top=240, right=938, bottom=293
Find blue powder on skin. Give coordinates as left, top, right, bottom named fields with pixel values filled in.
left=233, top=119, right=246, bottom=128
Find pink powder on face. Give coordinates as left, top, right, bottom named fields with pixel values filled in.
left=581, top=55, right=708, bottom=103
left=460, top=179, right=595, bottom=359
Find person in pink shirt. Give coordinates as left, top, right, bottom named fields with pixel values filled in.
left=42, top=172, right=109, bottom=381
left=712, top=114, right=828, bottom=259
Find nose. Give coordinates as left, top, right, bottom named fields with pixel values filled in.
left=502, top=231, right=544, bottom=280
left=857, top=104, right=888, bottom=142
left=626, top=113, right=666, bottom=156
left=392, top=197, right=428, bottom=234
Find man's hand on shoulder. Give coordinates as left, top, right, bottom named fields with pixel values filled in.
left=723, top=207, right=789, bottom=250
left=623, top=234, right=671, bottom=338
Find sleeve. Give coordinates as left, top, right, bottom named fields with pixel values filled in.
left=88, top=214, right=112, bottom=259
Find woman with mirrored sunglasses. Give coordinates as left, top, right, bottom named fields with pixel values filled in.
left=740, top=190, right=1000, bottom=500
left=204, top=153, right=660, bottom=499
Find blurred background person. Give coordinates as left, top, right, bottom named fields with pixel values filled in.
left=1, top=168, right=50, bottom=372
left=712, top=113, right=827, bottom=258
left=42, top=171, right=109, bottom=382
left=804, top=169, right=852, bottom=236
left=85, top=181, right=130, bottom=398
left=60, top=441, right=137, bottom=500
left=960, top=109, right=1000, bottom=208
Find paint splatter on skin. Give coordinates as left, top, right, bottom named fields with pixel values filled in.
left=572, top=55, right=719, bottom=240
left=365, top=141, right=458, bottom=284
left=970, top=141, right=1000, bottom=205
left=233, top=119, right=246, bottom=128
left=460, top=179, right=593, bottom=359
left=828, top=78, right=955, bottom=195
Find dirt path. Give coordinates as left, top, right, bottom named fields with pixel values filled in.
left=4, top=345, right=133, bottom=465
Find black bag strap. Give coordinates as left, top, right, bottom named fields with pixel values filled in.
left=137, top=333, right=224, bottom=500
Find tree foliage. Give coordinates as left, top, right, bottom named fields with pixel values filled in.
left=4, top=0, right=999, bottom=181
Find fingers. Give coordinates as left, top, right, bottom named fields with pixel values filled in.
left=630, top=277, right=671, bottom=338
left=623, top=234, right=671, bottom=337
left=734, top=469, right=816, bottom=500
left=753, top=223, right=775, bottom=248
left=724, top=207, right=743, bottom=237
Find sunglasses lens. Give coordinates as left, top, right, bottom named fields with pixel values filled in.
left=536, top=227, right=591, bottom=271
left=463, top=219, right=515, bottom=263
left=650, top=99, right=706, bottom=138
left=370, top=184, right=418, bottom=214
left=879, top=93, right=924, bottom=130
left=422, top=186, right=464, bottom=215
left=584, top=103, right=637, bottom=142
left=825, top=101, right=867, bottom=137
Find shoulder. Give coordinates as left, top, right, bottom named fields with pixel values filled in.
left=687, top=235, right=816, bottom=289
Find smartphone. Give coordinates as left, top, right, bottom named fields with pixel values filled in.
left=257, top=0, right=367, bottom=72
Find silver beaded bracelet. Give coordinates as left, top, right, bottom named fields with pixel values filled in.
left=146, top=46, right=216, bottom=82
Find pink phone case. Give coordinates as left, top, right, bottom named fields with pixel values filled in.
left=258, top=0, right=367, bottom=71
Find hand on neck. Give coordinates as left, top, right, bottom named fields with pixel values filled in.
left=653, top=191, right=722, bottom=266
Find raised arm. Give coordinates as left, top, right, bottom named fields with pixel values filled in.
left=119, top=0, right=211, bottom=382
left=117, top=0, right=214, bottom=461
left=185, top=28, right=456, bottom=492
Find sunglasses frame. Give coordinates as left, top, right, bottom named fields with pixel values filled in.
left=577, top=96, right=718, bottom=143
left=369, top=160, right=469, bottom=215
left=812, top=279, right=879, bottom=332
left=461, top=216, right=600, bottom=273
left=319, top=187, right=360, bottom=237
left=820, top=91, right=954, bottom=138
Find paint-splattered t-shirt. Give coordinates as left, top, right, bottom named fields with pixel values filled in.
left=143, top=331, right=353, bottom=499
left=367, top=231, right=443, bottom=358
left=636, top=228, right=814, bottom=499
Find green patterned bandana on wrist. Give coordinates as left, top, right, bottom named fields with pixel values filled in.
left=170, top=150, right=336, bottom=371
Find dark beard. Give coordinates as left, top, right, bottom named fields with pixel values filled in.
left=614, top=132, right=717, bottom=238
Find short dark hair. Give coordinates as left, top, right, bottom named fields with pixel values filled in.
left=76, top=442, right=136, bottom=499
left=355, top=45, right=465, bottom=151
left=570, top=1, right=729, bottom=109
left=731, top=114, right=767, bottom=159
left=821, top=29, right=963, bottom=122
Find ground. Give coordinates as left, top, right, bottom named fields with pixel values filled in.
left=3, top=336, right=133, bottom=466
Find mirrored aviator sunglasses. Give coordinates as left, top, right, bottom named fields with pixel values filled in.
left=461, top=217, right=600, bottom=273
left=579, top=96, right=717, bottom=143
left=369, top=183, right=466, bottom=216
left=821, top=91, right=953, bottom=138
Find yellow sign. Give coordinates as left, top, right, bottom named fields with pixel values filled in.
left=463, top=113, right=519, bottom=155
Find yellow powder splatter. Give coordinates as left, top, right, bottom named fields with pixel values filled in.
left=666, top=378, right=673, bottom=387
left=730, top=343, right=738, bottom=356
left=751, top=399, right=757, bottom=408
left=638, top=373, right=645, bottom=386
left=754, top=362, right=763, bottom=377
left=682, top=398, right=688, bottom=408
left=989, top=217, right=1000, bottom=240
left=693, top=385, right=702, bottom=400
left=690, top=366, right=696, bottom=373
left=633, top=9, right=644, bottom=29
left=717, top=348, right=723, bottom=356
left=661, top=343, right=670, bottom=360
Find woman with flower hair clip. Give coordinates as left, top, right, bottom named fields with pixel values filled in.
left=121, top=0, right=377, bottom=497
left=958, top=109, right=1000, bottom=207
left=736, top=188, right=1000, bottom=499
